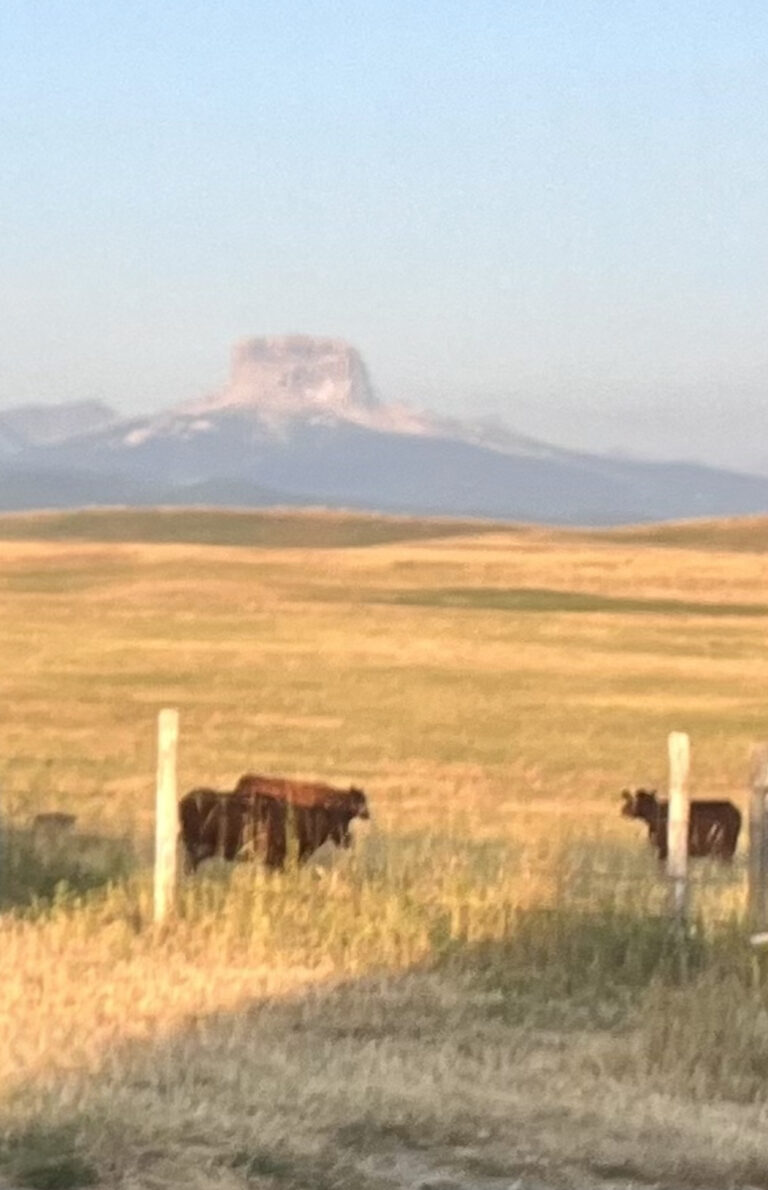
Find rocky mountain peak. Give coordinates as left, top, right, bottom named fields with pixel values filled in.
left=195, top=334, right=380, bottom=418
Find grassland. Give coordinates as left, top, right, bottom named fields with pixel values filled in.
left=0, top=507, right=511, bottom=549
left=2, top=510, right=768, bottom=1189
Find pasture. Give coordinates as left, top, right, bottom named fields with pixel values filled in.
left=2, top=509, right=768, bottom=1189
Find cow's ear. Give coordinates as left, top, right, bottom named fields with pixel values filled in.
left=621, top=789, right=632, bottom=803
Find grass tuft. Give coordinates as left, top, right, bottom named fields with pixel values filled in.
left=0, top=825, right=134, bottom=912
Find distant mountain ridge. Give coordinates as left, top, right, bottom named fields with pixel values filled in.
left=2, top=334, right=768, bottom=526
left=0, top=400, right=116, bottom=451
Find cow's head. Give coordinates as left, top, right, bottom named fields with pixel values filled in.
left=621, top=788, right=658, bottom=820
left=326, top=787, right=371, bottom=850
left=347, top=786, right=370, bottom=821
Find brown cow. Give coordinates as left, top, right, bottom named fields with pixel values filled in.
left=234, top=774, right=370, bottom=863
left=621, top=788, right=741, bottom=861
left=178, top=786, right=287, bottom=872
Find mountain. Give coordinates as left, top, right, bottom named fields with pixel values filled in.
left=2, top=335, right=768, bottom=526
left=0, top=400, right=116, bottom=452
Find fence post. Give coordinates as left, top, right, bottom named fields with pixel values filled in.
left=667, top=731, right=690, bottom=922
left=154, top=708, right=179, bottom=924
left=748, top=743, right=768, bottom=936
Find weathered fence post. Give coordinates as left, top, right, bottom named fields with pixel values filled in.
left=667, top=731, right=690, bottom=923
left=154, top=708, right=179, bottom=924
left=748, top=743, right=768, bottom=937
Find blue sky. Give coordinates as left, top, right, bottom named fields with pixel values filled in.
left=1, top=1, right=766, bottom=469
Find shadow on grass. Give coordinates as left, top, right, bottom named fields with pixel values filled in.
left=454, top=905, right=708, bottom=1029
left=0, top=824, right=135, bottom=913
left=0, top=833, right=765, bottom=1190
left=2, top=906, right=766, bottom=1190
left=0, top=1125, right=98, bottom=1190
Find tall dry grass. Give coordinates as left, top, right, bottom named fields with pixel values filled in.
left=1, top=516, right=768, bottom=1187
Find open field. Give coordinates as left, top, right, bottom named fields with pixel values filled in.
left=2, top=510, right=768, bottom=1189
left=0, top=507, right=511, bottom=549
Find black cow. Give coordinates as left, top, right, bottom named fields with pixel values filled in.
left=621, top=788, right=741, bottom=861
left=234, top=775, right=370, bottom=863
left=178, top=786, right=287, bottom=872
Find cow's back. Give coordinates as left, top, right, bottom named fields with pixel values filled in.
left=236, top=772, right=340, bottom=808
left=234, top=772, right=368, bottom=865
left=649, top=798, right=741, bottom=861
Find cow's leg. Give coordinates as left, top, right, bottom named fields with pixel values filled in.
left=294, top=809, right=316, bottom=866
left=721, top=828, right=737, bottom=862
left=265, top=801, right=287, bottom=870
left=291, top=806, right=310, bottom=864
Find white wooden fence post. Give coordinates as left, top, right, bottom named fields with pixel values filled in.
left=667, top=731, right=690, bottom=922
left=749, top=743, right=768, bottom=938
left=154, top=708, right=179, bottom=924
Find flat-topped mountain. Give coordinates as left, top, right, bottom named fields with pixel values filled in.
left=210, top=335, right=380, bottom=418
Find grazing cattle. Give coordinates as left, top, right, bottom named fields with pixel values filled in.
left=234, top=774, right=370, bottom=863
left=621, top=788, right=741, bottom=861
left=178, top=786, right=287, bottom=872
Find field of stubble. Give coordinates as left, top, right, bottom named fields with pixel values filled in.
left=1, top=509, right=768, bottom=1190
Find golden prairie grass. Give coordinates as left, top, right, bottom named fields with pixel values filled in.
left=2, top=512, right=768, bottom=1187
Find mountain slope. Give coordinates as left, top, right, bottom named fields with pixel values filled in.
left=13, top=413, right=768, bottom=525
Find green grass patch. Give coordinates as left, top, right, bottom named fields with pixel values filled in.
left=0, top=566, right=128, bottom=594
left=0, top=507, right=508, bottom=548
left=591, top=515, right=768, bottom=553
left=355, top=586, right=768, bottom=616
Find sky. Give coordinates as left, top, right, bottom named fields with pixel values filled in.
left=1, top=1, right=766, bottom=471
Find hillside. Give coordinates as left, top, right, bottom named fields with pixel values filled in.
left=1, top=505, right=768, bottom=554
left=0, top=506, right=516, bottom=548
left=590, top=514, right=768, bottom=552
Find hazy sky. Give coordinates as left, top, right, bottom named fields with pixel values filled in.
left=1, top=2, right=766, bottom=471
